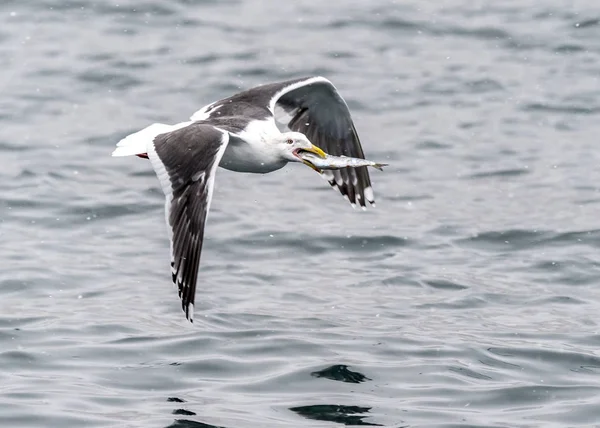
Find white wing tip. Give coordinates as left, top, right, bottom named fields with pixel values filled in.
left=364, top=186, right=375, bottom=204
left=187, top=303, right=194, bottom=323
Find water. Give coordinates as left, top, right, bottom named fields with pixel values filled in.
left=1, top=0, right=600, bottom=426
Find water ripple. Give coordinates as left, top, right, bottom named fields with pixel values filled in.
left=2, top=0, right=600, bottom=427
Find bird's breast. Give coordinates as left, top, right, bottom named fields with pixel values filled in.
left=219, top=140, right=286, bottom=173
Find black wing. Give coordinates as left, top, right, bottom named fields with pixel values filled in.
left=272, top=77, right=374, bottom=208
left=147, top=123, right=228, bottom=322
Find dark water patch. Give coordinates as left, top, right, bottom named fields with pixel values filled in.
left=523, top=102, right=600, bottom=115
left=395, top=19, right=513, bottom=43
left=555, top=44, right=586, bottom=53
left=95, top=2, right=178, bottom=17
left=0, top=413, right=108, bottom=428
left=0, top=279, right=36, bottom=295
left=280, top=291, right=330, bottom=305
left=108, top=334, right=189, bottom=347
left=532, top=259, right=563, bottom=271
left=415, top=139, right=452, bottom=150
left=16, top=92, right=64, bottom=104
left=78, top=288, right=109, bottom=299
left=388, top=193, right=433, bottom=202
left=528, top=295, right=586, bottom=306
left=574, top=191, right=600, bottom=205
left=0, top=197, right=57, bottom=212
left=378, top=17, right=422, bottom=31
left=322, top=234, right=413, bottom=253
left=0, top=316, right=49, bottom=329
left=186, top=53, right=221, bottom=65
left=446, top=26, right=511, bottom=41
left=176, top=18, right=257, bottom=33
left=419, top=78, right=503, bottom=98
left=0, top=350, right=38, bottom=366
left=468, top=384, right=600, bottom=408
left=174, top=18, right=203, bottom=28
left=311, top=364, right=371, bottom=384
left=178, top=356, right=281, bottom=380
left=419, top=425, right=502, bottom=428
left=176, top=0, right=240, bottom=5
left=166, top=420, right=226, bottom=428
left=229, top=51, right=259, bottom=61
left=574, top=18, right=600, bottom=29
left=229, top=233, right=412, bottom=255
left=477, top=351, right=522, bottom=371
left=381, top=275, right=421, bottom=288
left=571, top=365, right=600, bottom=374
left=110, top=59, right=153, bottom=70
left=105, top=25, right=141, bottom=37
left=35, top=0, right=88, bottom=11
left=130, top=169, right=161, bottom=178
left=420, top=80, right=460, bottom=96
left=533, top=259, right=600, bottom=287
left=79, top=52, right=115, bottom=63
left=58, top=201, right=159, bottom=221
left=173, top=409, right=196, bottom=416
left=466, top=167, right=530, bottom=179
left=547, top=230, right=600, bottom=248
left=77, top=70, right=143, bottom=90
left=416, top=296, right=487, bottom=310
left=487, top=346, right=600, bottom=372
left=426, top=224, right=469, bottom=238
left=456, top=229, right=600, bottom=252
left=334, top=15, right=512, bottom=45
left=421, top=278, right=468, bottom=291
left=458, top=229, right=542, bottom=251
left=27, top=67, right=73, bottom=80
left=326, top=18, right=363, bottom=29
left=234, top=67, right=272, bottom=78
left=448, top=365, right=493, bottom=381
left=326, top=50, right=356, bottom=59
left=290, top=404, right=383, bottom=426
left=464, top=78, right=504, bottom=94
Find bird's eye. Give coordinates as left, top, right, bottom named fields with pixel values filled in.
left=286, top=138, right=294, bottom=144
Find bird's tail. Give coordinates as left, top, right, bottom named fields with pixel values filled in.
left=111, top=122, right=190, bottom=157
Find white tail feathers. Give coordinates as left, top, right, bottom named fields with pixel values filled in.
left=111, top=122, right=191, bottom=157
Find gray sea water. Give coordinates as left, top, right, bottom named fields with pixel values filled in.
left=2, top=0, right=600, bottom=427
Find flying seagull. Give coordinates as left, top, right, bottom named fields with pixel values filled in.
left=112, top=76, right=378, bottom=322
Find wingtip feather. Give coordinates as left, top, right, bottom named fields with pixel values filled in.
left=187, top=303, right=194, bottom=323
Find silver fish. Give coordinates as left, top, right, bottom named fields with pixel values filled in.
left=299, top=152, right=388, bottom=172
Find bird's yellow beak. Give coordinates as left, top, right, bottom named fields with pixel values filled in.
left=300, top=144, right=327, bottom=173
left=302, top=159, right=322, bottom=172
left=305, top=144, right=326, bottom=158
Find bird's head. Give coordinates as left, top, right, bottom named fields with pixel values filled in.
left=276, top=132, right=327, bottom=171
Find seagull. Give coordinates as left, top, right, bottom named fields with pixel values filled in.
left=112, top=76, right=378, bottom=322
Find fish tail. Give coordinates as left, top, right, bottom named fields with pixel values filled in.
left=372, top=163, right=388, bottom=171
